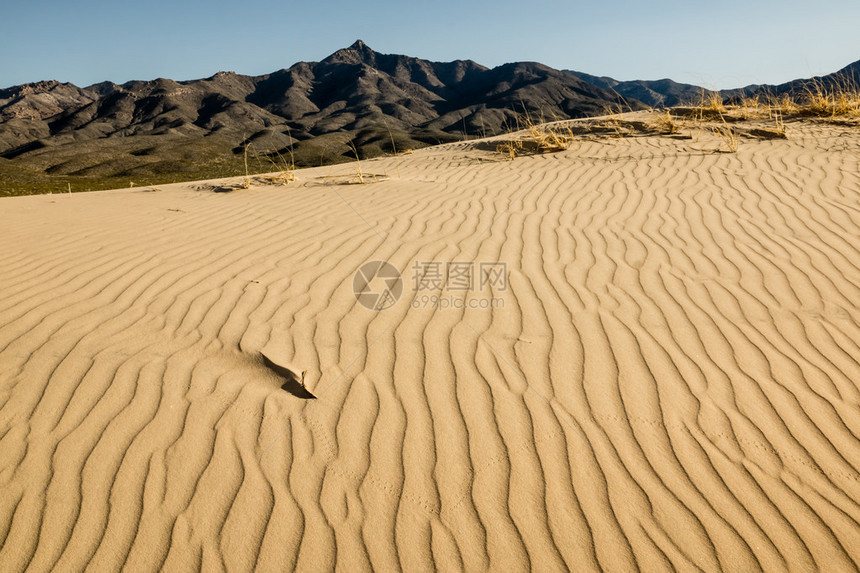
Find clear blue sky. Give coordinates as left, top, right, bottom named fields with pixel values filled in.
left=2, top=0, right=859, bottom=90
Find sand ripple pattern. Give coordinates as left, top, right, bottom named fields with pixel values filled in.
left=1, top=125, right=859, bottom=571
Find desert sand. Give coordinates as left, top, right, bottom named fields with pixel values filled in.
left=1, top=116, right=858, bottom=571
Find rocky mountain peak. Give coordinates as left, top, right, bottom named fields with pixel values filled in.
left=322, top=39, right=378, bottom=66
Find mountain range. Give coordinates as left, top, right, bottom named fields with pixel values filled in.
left=0, top=41, right=857, bottom=194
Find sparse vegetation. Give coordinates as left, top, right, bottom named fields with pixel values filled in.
left=654, top=110, right=678, bottom=134
left=651, top=78, right=858, bottom=152
left=700, top=91, right=727, bottom=115
left=793, top=79, right=860, bottom=118
left=346, top=140, right=365, bottom=184
left=259, top=128, right=298, bottom=185
left=526, top=119, right=575, bottom=153
left=711, top=118, right=740, bottom=153
left=684, top=77, right=860, bottom=123
left=258, top=149, right=297, bottom=185
left=773, top=109, right=786, bottom=134
left=223, top=134, right=301, bottom=189
left=496, top=114, right=575, bottom=160
left=487, top=80, right=857, bottom=161
left=325, top=139, right=390, bottom=184
left=383, top=119, right=397, bottom=155
left=496, top=140, right=522, bottom=160
left=240, top=141, right=252, bottom=189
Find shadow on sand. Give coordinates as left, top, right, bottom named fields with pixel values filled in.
left=261, top=353, right=316, bottom=399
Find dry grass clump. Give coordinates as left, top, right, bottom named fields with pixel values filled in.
left=773, top=109, right=786, bottom=134
left=711, top=117, right=740, bottom=153
left=672, top=91, right=729, bottom=121
left=232, top=135, right=299, bottom=189
left=654, top=111, right=679, bottom=134
left=346, top=140, right=372, bottom=184
left=240, top=141, right=252, bottom=189
left=735, top=95, right=764, bottom=119
left=260, top=128, right=299, bottom=185
left=700, top=91, right=727, bottom=114
left=346, top=140, right=367, bottom=183
left=741, top=108, right=787, bottom=141
left=527, top=121, right=574, bottom=152
left=260, top=149, right=297, bottom=185
left=689, top=78, right=860, bottom=122
left=673, top=79, right=858, bottom=151
left=788, top=80, right=860, bottom=118
left=496, top=140, right=522, bottom=160
left=496, top=115, right=575, bottom=160
left=313, top=139, right=389, bottom=184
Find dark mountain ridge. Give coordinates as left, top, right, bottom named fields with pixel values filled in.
left=0, top=40, right=638, bottom=191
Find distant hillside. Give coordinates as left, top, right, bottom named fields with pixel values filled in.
left=567, top=59, right=860, bottom=107
left=564, top=71, right=715, bottom=108
left=0, top=41, right=641, bottom=194
left=729, top=58, right=860, bottom=99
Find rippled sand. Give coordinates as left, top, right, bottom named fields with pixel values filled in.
left=1, top=119, right=858, bottom=571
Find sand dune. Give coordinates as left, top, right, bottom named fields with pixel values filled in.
left=1, top=118, right=859, bottom=571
